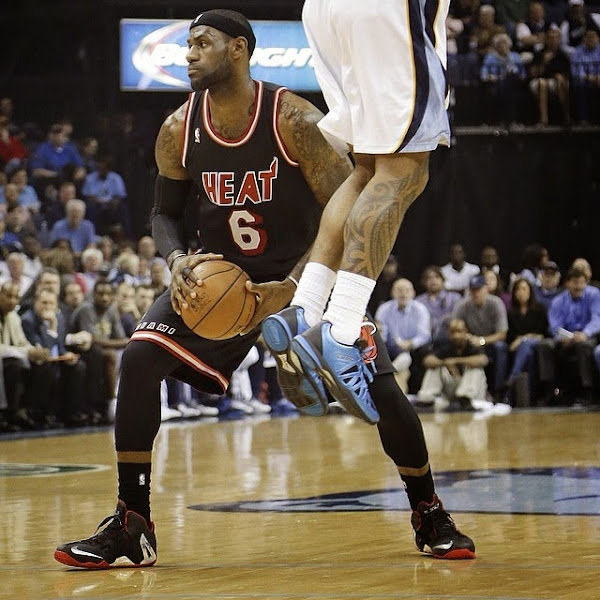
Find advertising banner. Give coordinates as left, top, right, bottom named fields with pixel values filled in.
left=120, top=19, right=319, bottom=92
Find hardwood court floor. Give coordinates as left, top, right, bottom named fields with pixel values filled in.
left=1, top=408, right=599, bottom=600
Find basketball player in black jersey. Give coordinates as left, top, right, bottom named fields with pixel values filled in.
left=54, top=10, right=474, bottom=569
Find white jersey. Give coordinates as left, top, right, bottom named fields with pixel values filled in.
left=303, top=0, right=451, bottom=154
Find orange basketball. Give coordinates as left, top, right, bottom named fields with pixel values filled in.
left=180, top=260, right=256, bottom=340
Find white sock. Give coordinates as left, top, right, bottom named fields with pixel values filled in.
left=324, top=271, right=376, bottom=345
left=292, top=262, right=337, bottom=327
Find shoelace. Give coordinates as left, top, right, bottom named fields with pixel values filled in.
left=88, top=512, right=124, bottom=544
left=338, top=351, right=374, bottom=401
left=424, top=506, right=456, bottom=535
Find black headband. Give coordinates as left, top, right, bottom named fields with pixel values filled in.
left=189, top=11, right=256, bottom=55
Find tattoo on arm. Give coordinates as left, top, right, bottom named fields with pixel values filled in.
left=155, top=104, right=188, bottom=179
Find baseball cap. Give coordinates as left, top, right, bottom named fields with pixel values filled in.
left=542, top=261, right=559, bottom=272
left=469, top=274, right=487, bottom=289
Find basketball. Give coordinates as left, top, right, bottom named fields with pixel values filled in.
left=179, top=260, right=256, bottom=340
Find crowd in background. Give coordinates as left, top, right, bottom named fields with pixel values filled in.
left=370, top=244, right=600, bottom=412
left=447, top=0, right=600, bottom=126
left=0, top=15, right=599, bottom=434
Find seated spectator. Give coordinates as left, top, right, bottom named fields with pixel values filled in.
left=79, top=136, right=99, bottom=173
left=375, top=278, right=431, bottom=393
left=17, top=266, right=62, bottom=317
left=417, top=317, right=489, bottom=411
left=447, top=0, right=481, bottom=55
left=535, top=260, right=563, bottom=308
left=571, top=256, right=600, bottom=288
left=0, top=115, right=27, bottom=172
left=70, top=280, right=129, bottom=422
left=115, top=282, right=139, bottom=337
left=415, top=265, right=462, bottom=341
left=1, top=165, right=40, bottom=214
left=21, top=288, right=86, bottom=428
left=109, top=251, right=141, bottom=287
left=570, top=29, right=600, bottom=124
left=480, top=244, right=510, bottom=289
left=506, top=278, right=549, bottom=405
left=528, top=26, right=571, bottom=125
left=514, top=242, right=550, bottom=288
left=469, top=5, right=507, bottom=62
left=29, top=123, right=85, bottom=191
left=0, top=281, right=49, bottom=431
left=440, top=242, right=481, bottom=293
left=48, top=198, right=96, bottom=255
left=81, top=155, right=129, bottom=236
left=97, top=235, right=117, bottom=272
left=560, top=0, right=600, bottom=56
left=137, top=235, right=169, bottom=286
left=60, top=280, right=86, bottom=324
left=44, top=180, right=77, bottom=229
left=453, top=273, right=509, bottom=399
left=0, top=212, right=21, bottom=259
left=79, top=247, right=104, bottom=295
left=537, top=266, right=600, bottom=405
left=516, top=1, right=548, bottom=61
left=0, top=252, right=33, bottom=297
left=149, top=258, right=169, bottom=297
left=484, top=268, right=511, bottom=311
left=135, top=284, right=156, bottom=318
left=19, top=233, right=43, bottom=281
left=496, top=0, right=530, bottom=40
left=368, top=254, right=400, bottom=315
left=481, top=33, right=527, bottom=125
left=5, top=204, right=36, bottom=238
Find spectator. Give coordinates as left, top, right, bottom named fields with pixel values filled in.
left=480, top=33, right=527, bottom=125
left=2, top=166, right=40, bottom=214
left=44, top=180, right=76, bottom=228
left=17, top=266, right=62, bottom=317
left=537, top=266, right=600, bottom=405
left=480, top=244, right=510, bottom=289
left=79, top=136, right=99, bottom=173
left=447, top=0, right=481, bottom=55
left=516, top=1, right=548, bottom=60
left=70, top=280, right=129, bottom=422
left=469, top=5, right=507, bottom=61
left=109, top=251, right=141, bottom=287
left=375, top=278, right=431, bottom=393
left=560, top=0, right=600, bottom=56
left=0, top=281, right=49, bottom=431
left=135, top=284, right=156, bottom=318
left=368, top=254, right=400, bottom=315
left=0, top=212, right=21, bottom=258
left=484, top=268, right=511, bottom=311
left=417, top=317, right=489, bottom=411
left=19, top=233, right=43, bottom=281
left=506, top=278, right=549, bottom=405
left=81, top=155, right=129, bottom=236
left=0, top=252, right=33, bottom=297
left=570, top=29, right=600, bottom=124
left=114, top=282, right=139, bottom=337
left=0, top=115, right=27, bottom=171
left=21, top=288, right=86, bottom=428
left=440, top=242, right=481, bottom=293
left=29, top=123, right=85, bottom=190
left=453, top=273, right=509, bottom=399
left=79, top=247, right=104, bottom=295
left=149, top=258, right=169, bottom=297
left=5, top=204, right=36, bottom=238
left=528, top=26, right=571, bottom=125
left=97, top=235, right=117, bottom=271
left=535, top=260, right=563, bottom=308
left=496, top=0, right=531, bottom=39
left=415, top=265, right=462, bottom=340
left=515, top=242, right=550, bottom=287
left=60, top=280, right=86, bottom=324
left=137, top=235, right=169, bottom=286
left=571, top=256, right=600, bottom=288
left=48, top=198, right=96, bottom=255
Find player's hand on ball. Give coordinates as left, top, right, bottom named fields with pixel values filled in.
left=170, top=252, right=223, bottom=315
left=240, top=277, right=296, bottom=334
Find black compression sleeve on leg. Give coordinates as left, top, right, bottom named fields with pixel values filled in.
left=151, top=174, right=192, bottom=260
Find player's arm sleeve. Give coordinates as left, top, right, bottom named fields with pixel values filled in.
left=150, top=174, right=192, bottom=266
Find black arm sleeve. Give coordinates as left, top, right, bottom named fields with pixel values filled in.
left=150, top=174, right=192, bottom=261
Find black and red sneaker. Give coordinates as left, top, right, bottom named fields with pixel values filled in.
left=54, top=500, right=157, bottom=569
left=411, top=495, right=476, bottom=559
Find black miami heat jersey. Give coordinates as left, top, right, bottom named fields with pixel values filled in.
left=182, top=81, right=322, bottom=283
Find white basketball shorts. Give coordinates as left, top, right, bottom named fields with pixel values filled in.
left=302, top=0, right=451, bottom=155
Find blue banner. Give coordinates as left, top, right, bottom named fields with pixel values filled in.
left=120, top=19, right=320, bottom=92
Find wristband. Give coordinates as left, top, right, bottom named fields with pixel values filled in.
left=286, top=275, right=299, bottom=287
left=168, top=252, right=187, bottom=270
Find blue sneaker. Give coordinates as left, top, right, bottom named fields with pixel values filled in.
left=261, top=307, right=329, bottom=416
left=290, top=321, right=379, bottom=424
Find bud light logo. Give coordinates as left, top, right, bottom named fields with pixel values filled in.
left=120, top=19, right=319, bottom=92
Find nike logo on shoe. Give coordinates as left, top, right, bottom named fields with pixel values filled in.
left=71, top=546, right=104, bottom=559
left=432, top=541, right=454, bottom=551
left=139, top=534, right=157, bottom=562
